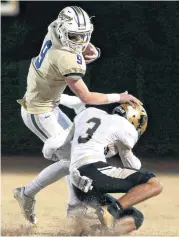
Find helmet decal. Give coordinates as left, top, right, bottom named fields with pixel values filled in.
left=112, top=103, right=148, bottom=136
left=70, top=6, right=81, bottom=27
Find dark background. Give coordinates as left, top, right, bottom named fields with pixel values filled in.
left=1, top=1, right=178, bottom=157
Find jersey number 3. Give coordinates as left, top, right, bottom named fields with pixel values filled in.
left=78, top=117, right=101, bottom=144
left=35, top=40, right=52, bottom=69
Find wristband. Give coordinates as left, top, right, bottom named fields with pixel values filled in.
left=107, top=94, right=121, bottom=103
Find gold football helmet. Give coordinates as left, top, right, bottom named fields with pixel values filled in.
left=112, top=103, right=148, bottom=136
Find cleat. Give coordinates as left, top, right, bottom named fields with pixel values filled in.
left=13, top=187, right=37, bottom=224
left=67, top=204, right=98, bottom=219
left=67, top=204, right=87, bottom=218
left=96, top=206, right=115, bottom=229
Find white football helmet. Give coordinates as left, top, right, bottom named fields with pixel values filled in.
left=56, top=6, right=94, bottom=53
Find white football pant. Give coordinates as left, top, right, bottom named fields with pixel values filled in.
left=21, top=106, right=79, bottom=205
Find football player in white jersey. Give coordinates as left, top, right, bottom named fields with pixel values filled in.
left=13, top=5, right=143, bottom=225
left=43, top=103, right=163, bottom=234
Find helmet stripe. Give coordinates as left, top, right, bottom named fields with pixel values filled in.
left=73, top=6, right=86, bottom=27
left=78, top=7, right=86, bottom=26
left=70, top=6, right=80, bottom=27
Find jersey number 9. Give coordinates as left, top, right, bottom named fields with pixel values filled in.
left=77, top=54, right=82, bottom=65
left=35, top=40, right=52, bottom=69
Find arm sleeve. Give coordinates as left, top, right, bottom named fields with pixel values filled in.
left=60, top=94, right=86, bottom=114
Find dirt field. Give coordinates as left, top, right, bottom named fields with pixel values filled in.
left=1, top=156, right=179, bottom=236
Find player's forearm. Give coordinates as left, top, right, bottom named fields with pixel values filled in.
left=66, top=78, right=122, bottom=105
left=118, top=148, right=141, bottom=170
left=60, top=94, right=86, bottom=111
left=60, top=94, right=83, bottom=107
left=80, top=92, right=121, bottom=105
left=60, top=94, right=86, bottom=114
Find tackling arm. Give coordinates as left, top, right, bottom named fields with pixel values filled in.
left=105, top=142, right=141, bottom=170
left=42, top=125, right=74, bottom=160
left=60, top=94, right=86, bottom=114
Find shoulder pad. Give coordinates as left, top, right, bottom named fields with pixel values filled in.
left=50, top=49, right=86, bottom=79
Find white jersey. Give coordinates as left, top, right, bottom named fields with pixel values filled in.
left=70, top=107, right=138, bottom=169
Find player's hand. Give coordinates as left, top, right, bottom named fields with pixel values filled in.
left=83, top=42, right=99, bottom=64
left=119, top=91, right=143, bottom=107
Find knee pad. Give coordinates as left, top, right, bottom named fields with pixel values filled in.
left=130, top=171, right=156, bottom=185
left=142, top=171, right=156, bottom=184
left=122, top=207, right=144, bottom=230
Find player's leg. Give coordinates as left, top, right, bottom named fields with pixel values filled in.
left=21, top=106, right=46, bottom=141
left=22, top=105, right=79, bottom=189
left=24, top=159, right=70, bottom=197
left=14, top=107, right=73, bottom=224
left=78, top=162, right=163, bottom=208
left=98, top=207, right=144, bottom=235
left=72, top=185, right=144, bottom=234
left=20, top=107, right=72, bottom=194
left=71, top=161, right=163, bottom=229
left=13, top=159, right=70, bottom=224
left=117, top=176, right=162, bottom=208
left=65, top=175, right=99, bottom=218
left=21, top=106, right=72, bottom=142
left=54, top=107, right=85, bottom=213
left=54, top=108, right=87, bottom=214
left=66, top=175, right=88, bottom=216
left=66, top=175, right=82, bottom=206
left=21, top=106, right=72, bottom=162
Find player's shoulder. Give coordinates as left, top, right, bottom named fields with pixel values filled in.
left=48, top=47, right=85, bottom=68
left=74, top=107, right=107, bottom=124
left=113, top=114, right=137, bottom=133
left=49, top=48, right=86, bottom=77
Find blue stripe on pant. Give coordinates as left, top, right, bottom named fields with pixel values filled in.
left=30, top=114, right=48, bottom=139
left=57, top=109, right=72, bottom=130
